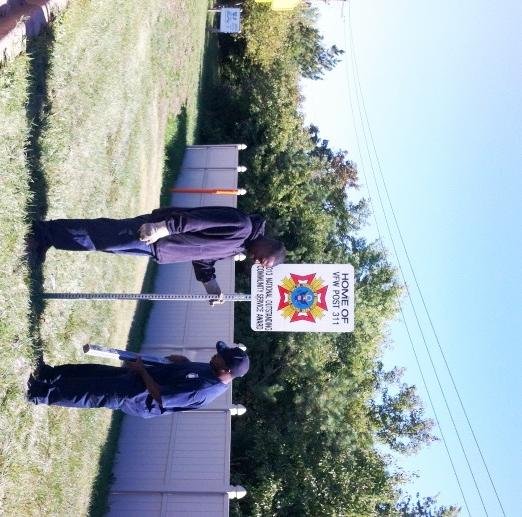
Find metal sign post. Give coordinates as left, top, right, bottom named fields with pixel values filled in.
left=42, top=292, right=252, bottom=303
left=42, top=264, right=355, bottom=333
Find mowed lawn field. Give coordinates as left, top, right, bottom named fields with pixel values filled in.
left=0, top=1, right=210, bottom=514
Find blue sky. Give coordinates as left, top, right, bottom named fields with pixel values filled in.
left=302, top=1, right=521, bottom=514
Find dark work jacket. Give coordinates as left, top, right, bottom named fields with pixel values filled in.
left=28, top=362, right=228, bottom=419
left=147, top=206, right=266, bottom=283
left=124, top=362, right=229, bottom=418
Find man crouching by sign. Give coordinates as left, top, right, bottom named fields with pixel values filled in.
left=26, top=342, right=249, bottom=418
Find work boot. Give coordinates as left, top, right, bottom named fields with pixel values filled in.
left=25, top=222, right=50, bottom=263
left=31, top=358, right=55, bottom=383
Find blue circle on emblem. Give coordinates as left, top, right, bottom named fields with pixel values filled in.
left=291, top=285, right=315, bottom=310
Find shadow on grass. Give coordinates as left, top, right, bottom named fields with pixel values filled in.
left=160, top=105, right=188, bottom=206
left=195, top=22, right=249, bottom=146
left=87, top=104, right=191, bottom=516
left=25, top=27, right=54, bottom=358
left=195, top=25, right=246, bottom=146
left=195, top=24, right=220, bottom=144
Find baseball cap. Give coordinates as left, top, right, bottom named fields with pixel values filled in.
left=216, top=341, right=250, bottom=378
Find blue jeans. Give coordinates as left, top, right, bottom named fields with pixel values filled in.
left=27, top=364, right=145, bottom=411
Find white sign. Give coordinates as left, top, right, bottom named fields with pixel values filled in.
left=219, top=8, right=241, bottom=33
left=250, top=264, right=355, bottom=332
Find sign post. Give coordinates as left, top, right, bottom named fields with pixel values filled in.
left=250, top=264, right=355, bottom=332
left=43, top=264, right=355, bottom=333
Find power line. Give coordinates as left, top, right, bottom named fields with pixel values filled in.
left=342, top=21, right=473, bottom=515
left=344, top=4, right=506, bottom=515
left=345, top=17, right=490, bottom=516
left=340, top=3, right=512, bottom=514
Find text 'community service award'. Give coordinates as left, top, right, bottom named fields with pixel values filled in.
left=251, top=264, right=355, bottom=332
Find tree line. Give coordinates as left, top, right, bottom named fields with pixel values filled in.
left=199, top=1, right=459, bottom=515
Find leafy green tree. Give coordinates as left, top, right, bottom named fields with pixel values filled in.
left=288, top=18, right=344, bottom=79
left=370, top=362, right=437, bottom=455
left=392, top=493, right=461, bottom=516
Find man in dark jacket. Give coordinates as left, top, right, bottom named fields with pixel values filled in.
left=31, top=206, right=286, bottom=303
left=26, top=341, right=249, bottom=418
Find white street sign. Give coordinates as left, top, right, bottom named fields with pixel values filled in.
left=219, top=8, right=241, bottom=33
left=251, top=264, right=355, bottom=332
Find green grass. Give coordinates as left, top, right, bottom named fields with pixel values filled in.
left=0, top=1, right=211, bottom=515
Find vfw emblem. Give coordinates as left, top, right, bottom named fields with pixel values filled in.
left=277, top=273, right=328, bottom=323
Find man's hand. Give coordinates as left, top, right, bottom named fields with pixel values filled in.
left=209, top=293, right=225, bottom=306
left=126, top=356, right=146, bottom=373
left=138, top=221, right=169, bottom=245
left=127, top=357, right=163, bottom=407
left=203, top=278, right=225, bottom=307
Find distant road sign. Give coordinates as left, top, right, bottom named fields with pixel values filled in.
left=219, top=8, right=241, bottom=33
left=251, top=264, right=355, bottom=332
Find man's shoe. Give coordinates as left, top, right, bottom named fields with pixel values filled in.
left=26, top=375, right=46, bottom=402
left=31, top=358, right=54, bottom=382
left=25, top=224, right=49, bottom=263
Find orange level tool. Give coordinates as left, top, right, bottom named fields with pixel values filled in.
left=170, top=187, right=247, bottom=195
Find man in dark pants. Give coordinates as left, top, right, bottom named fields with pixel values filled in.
left=26, top=342, right=249, bottom=418
left=31, top=206, right=286, bottom=304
